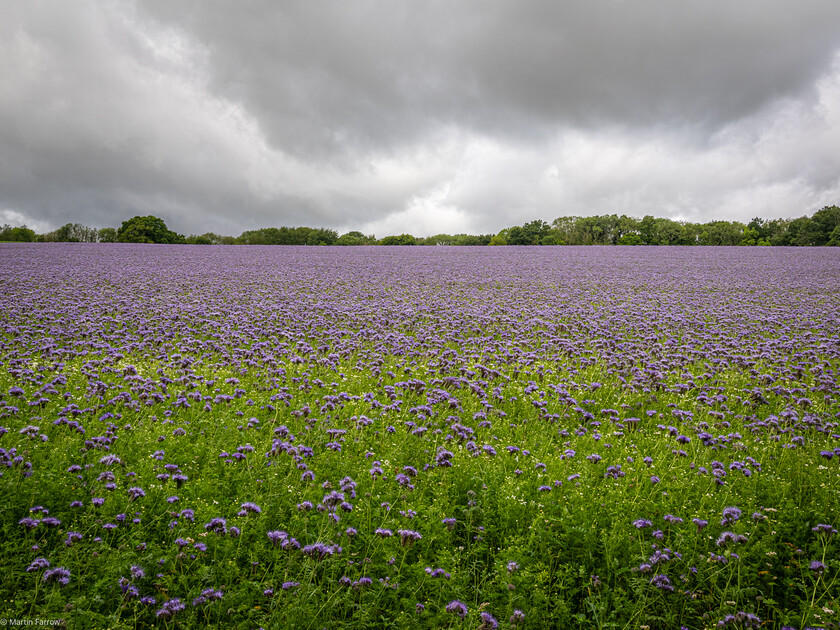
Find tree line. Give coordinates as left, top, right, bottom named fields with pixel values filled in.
left=2, top=206, right=839, bottom=246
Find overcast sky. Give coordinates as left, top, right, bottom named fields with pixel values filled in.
left=3, top=1, right=840, bottom=237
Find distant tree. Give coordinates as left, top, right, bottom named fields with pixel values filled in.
left=807, top=205, right=840, bottom=246
left=699, top=221, right=744, bottom=246
left=0, top=224, right=36, bottom=242
left=489, top=231, right=508, bottom=246
left=97, top=227, right=118, bottom=242
left=617, top=233, right=642, bottom=245
left=117, top=215, right=184, bottom=244
left=506, top=220, right=551, bottom=245
left=42, top=222, right=98, bottom=243
left=454, top=234, right=493, bottom=246
left=379, top=234, right=416, bottom=245
left=639, top=215, right=658, bottom=244
left=540, top=233, right=564, bottom=245
left=780, top=217, right=814, bottom=246
left=336, top=231, right=377, bottom=245
left=828, top=225, right=840, bottom=246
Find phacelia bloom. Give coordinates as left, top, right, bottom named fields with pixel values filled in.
left=267, top=530, right=287, bottom=546
left=416, top=603, right=425, bottom=612
left=650, top=574, right=674, bottom=592
left=92, top=498, right=105, bottom=507
left=27, top=558, right=50, bottom=572
left=716, top=531, right=747, bottom=546
left=398, top=529, right=422, bottom=546
left=42, top=567, right=71, bottom=586
left=479, top=611, right=499, bottom=629
left=345, top=527, right=357, bottom=537
left=375, top=528, right=393, bottom=538
left=282, top=581, right=299, bottom=590
left=64, top=531, right=82, bottom=547
left=442, top=518, right=456, bottom=531
left=586, top=453, right=602, bottom=464
left=18, top=518, right=39, bottom=531
left=204, top=518, right=228, bottom=535
left=445, top=600, right=468, bottom=619
left=721, top=506, right=742, bottom=526
left=240, top=501, right=262, bottom=514
left=650, top=476, right=661, bottom=484
left=663, top=514, right=683, bottom=524
left=809, top=560, right=826, bottom=575
left=693, top=518, right=709, bottom=531
left=507, top=561, right=519, bottom=573
left=127, top=487, right=146, bottom=500
left=131, top=565, right=145, bottom=579
left=156, top=598, right=185, bottom=619
left=510, top=609, right=526, bottom=625
left=812, top=524, right=837, bottom=536
left=633, top=519, right=652, bottom=529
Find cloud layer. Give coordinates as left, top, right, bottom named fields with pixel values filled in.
left=2, top=0, right=840, bottom=236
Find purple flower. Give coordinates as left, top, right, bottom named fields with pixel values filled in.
left=650, top=574, right=673, bottom=592
left=156, top=598, right=185, bottom=619
left=127, top=486, right=146, bottom=500
left=240, top=501, right=262, bottom=514
left=398, top=529, right=422, bottom=546
left=479, top=611, right=498, bottom=629
left=42, top=567, right=71, bottom=586
left=267, top=530, right=287, bottom=546
left=809, top=560, right=826, bottom=575
left=26, top=558, right=50, bottom=572
left=204, top=517, right=228, bottom=535
left=721, top=506, right=742, bottom=526
left=633, top=519, right=652, bottom=529
left=445, top=600, right=468, bottom=619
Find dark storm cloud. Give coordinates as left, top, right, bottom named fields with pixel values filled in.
left=2, top=0, right=840, bottom=236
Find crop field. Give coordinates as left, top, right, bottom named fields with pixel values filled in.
left=0, top=244, right=838, bottom=630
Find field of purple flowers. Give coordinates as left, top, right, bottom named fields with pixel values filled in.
left=1, top=244, right=838, bottom=629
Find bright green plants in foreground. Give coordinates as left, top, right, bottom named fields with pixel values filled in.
left=0, top=244, right=838, bottom=629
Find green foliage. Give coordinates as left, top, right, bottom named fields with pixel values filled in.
left=97, top=227, right=118, bottom=243
left=337, top=231, right=378, bottom=245
left=117, top=215, right=185, bottom=244
left=0, top=224, right=37, bottom=242
left=41, top=223, right=99, bottom=243
left=237, top=226, right=338, bottom=245
left=379, top=234, right=417, bottom=245
left=617, top=233, right=642, bottom=245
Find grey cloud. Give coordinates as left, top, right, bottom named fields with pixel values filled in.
left=1, top=0, right=840, bottom=235
left=139, top=0, right=840, bottom=155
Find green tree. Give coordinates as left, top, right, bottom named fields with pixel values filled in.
left=807, top=205, right=840, bottom=245
left=117, top=216, right=184, bottom=244
left=0, top=225, right=36, bottom=242
left=97, top=227, right=118, bottom=242
left=336, top=231, right=377, bottom=245
left=617, top=233, right=642, bottom=245
left=379, top=234, right=417, bottom=245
